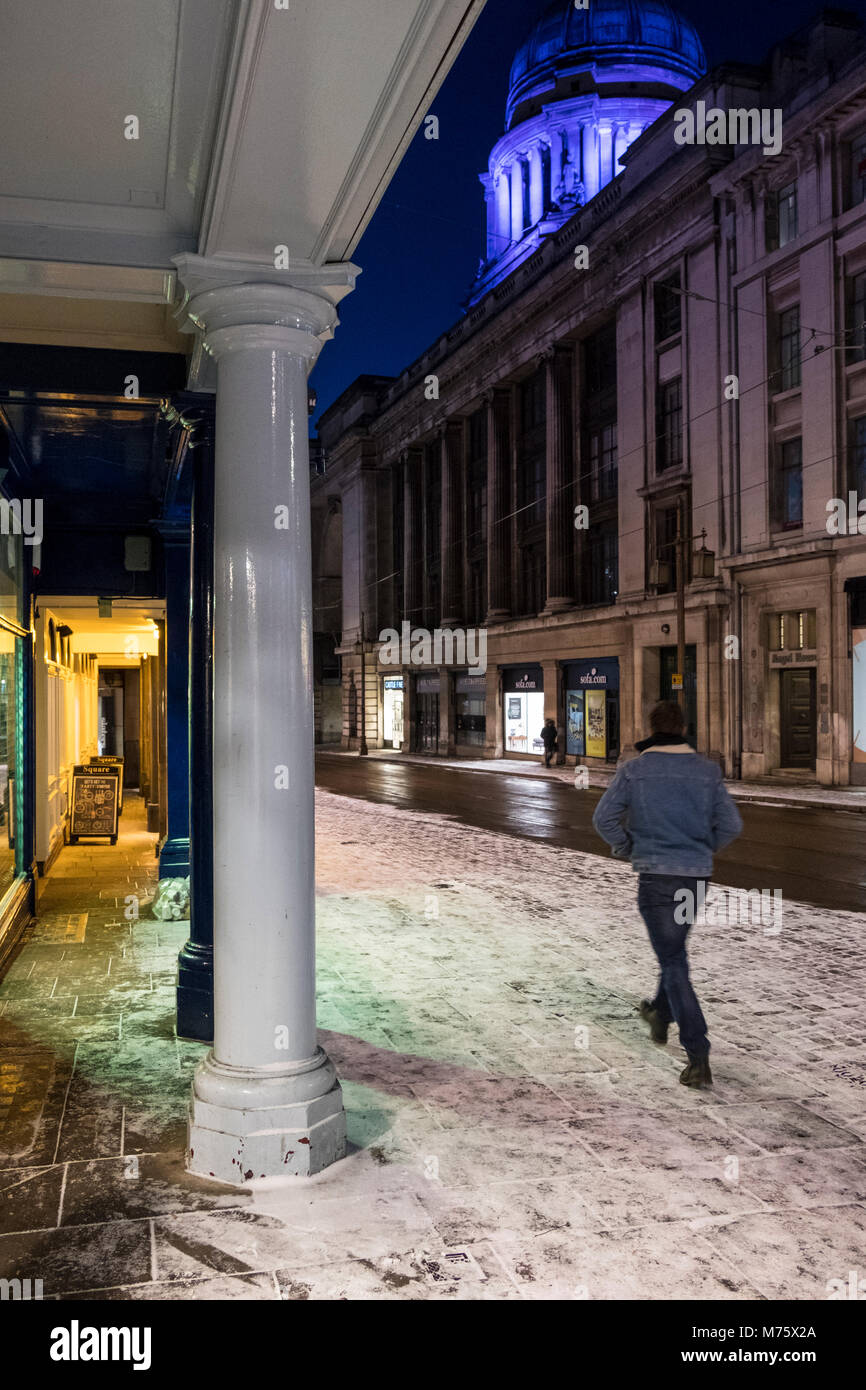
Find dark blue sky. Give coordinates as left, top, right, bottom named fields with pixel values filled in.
left=310, top=0, right=866, bottom=426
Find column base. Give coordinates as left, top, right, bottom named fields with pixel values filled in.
left=159, top=836, right=190, bottom=878
left=176, top=941, right=214, bottom=1043
left=187, top=1047, right=347, bottom=1183
left=543, top=596, right=574, bottom=614
left=484, top=608, right=510, bottom=623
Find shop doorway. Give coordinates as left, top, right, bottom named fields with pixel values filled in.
left=780, top=668, right=816, bottom=769
left=660, top=645, right=697, bottom=742
left=415, top=691, right=440, bottom=753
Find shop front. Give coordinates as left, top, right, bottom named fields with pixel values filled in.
left=414, top=673, right=440, bottom=754
left=564, top=658, right=620, bottom=762
left=0, top=526, right=32, bottom=970
left=382, top=675, right=404, bottom=749
left=502, top=666, right=544, bottom=758
left=455, top=671, right=486, bottom=750
left=850, top=579, right=866, bottom=784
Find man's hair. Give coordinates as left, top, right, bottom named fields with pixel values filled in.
left=649, top=699, right=685, bottom=735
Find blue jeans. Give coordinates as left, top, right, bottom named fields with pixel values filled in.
left=637, top=873, right=710, bottom=1059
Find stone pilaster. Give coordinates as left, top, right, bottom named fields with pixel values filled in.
left=544, top=344, right=575, bottom=612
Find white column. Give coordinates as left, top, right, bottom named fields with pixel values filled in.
left=496, top=169, right=511, bottom=248
left=173, top=254, right=356, bottom=1183
left=481, top=174, right=496, bottom=260
left=510, top=159, right=524, bottom=242
left=528, top=143, right=543, bottom=226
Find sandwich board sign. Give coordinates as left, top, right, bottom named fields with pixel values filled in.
left=70, top=765, right=120, bottom=844
left=90, top=755, right=124, bottom=814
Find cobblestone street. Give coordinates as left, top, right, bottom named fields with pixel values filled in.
left=1, top=790, right=864, bottom=1300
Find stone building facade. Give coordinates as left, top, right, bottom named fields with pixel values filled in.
left=311, top=3, right=866, bottom=786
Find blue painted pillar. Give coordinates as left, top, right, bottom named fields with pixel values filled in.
left=158, top=525, right=191, bottom=877
left=177, top=407, right=214, bottom=1041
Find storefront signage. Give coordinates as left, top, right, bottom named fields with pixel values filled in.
left=70, top=765, right=119, bottom=843
left=503, top=666, right=543, bottom=693
left=383, top=678, right=404, bottom=690
left=769, top=650, right=817, bottom=667
left=563, top=658, right=619, bottom=690
left=455, top=673, right=486, bottom=694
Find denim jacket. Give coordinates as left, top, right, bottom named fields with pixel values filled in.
left=591, top=745, right=743, bottom=876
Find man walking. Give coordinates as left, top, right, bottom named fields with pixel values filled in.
left=540, top=718, right=558, bottom=768
left=592, top=700, right=743, bottom=1088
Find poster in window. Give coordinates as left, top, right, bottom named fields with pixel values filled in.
left=585, top=689, right=607, bottom=758
left=566, top=691, right=585, bottom=756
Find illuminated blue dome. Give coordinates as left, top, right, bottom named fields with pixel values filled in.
left=507, top=0, right=706, bottom=128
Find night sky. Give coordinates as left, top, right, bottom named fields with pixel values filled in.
left=310, top=0, right=866, bottom=426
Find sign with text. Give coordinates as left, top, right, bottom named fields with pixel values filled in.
left=90, top=755, right=124, bottom=814
left=71, top=765, right=119, bottom=843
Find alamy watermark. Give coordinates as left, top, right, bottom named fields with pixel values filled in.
left=0, top=496, right=42, bottom=546
left=379, top=621, right=487, bottom=675
left=673, top=101, right=783, bottom=158
left=675, top=881, right=783, bottom=936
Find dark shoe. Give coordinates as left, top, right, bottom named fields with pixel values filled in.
left=680, top=1056, right=713, bottom=1089
left=638, top=999, right=669, bottom=1045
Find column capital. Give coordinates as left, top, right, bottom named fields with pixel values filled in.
left=172, top=252, right=360, bottom=361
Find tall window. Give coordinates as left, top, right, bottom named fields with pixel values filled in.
left=774, top=437, right=803, bottom=529
left=775, top=306, right=801, bottom=393
left=588, top=522, right=618, bottom=605
left=655, top=272, right=682, bottom=343
left=588, top=422, right=617, bottom=502
left=653, top=502, right=680, bottom=594
left=581, top=322, right=618, bottom=606
left=656, top=378, right=683, bottom=472
left=424, top=446, right=441, bottom=626
left=519, top=543, right=545, bottom=615
left=766, top=180, right=798, bottom=251
left=517, top=368, right=546, bottom=527
left=850, top=131, right=866, bottom=208
left=849, top=272, right=866, bottom=363
left=465, top=408, right=487, bottom=627
left=850, top=416, right=866, bottom=496
left=391, top=464, right=404, bottom=626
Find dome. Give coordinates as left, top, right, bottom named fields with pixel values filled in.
left=507, top=0, right=706, bottom=128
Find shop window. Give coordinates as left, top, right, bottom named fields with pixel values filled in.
left=849, top=272, right=866, bottom=364
left=656, top=378, right=683, bottom=472
left=851, top=416, right=866, bottom=496
left=773, top=437, right=803, bottom=530
left=588, top=521, right=618, bottom=605
left=772, top=305, right=801, bottom=394
left=504, top=687, right=545, bottom=756
left=455, top=675, right=486, bottom=748
left=0, top=529, right=25, bottom=897
left=654, top=272, right=682, bottom=343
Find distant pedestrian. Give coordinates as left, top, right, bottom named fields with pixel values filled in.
left=591, top=700, right=743, bottom=1089
left=540, top=718, right=558, bottom=768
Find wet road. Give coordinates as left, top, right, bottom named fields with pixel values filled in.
left=316, top=753, right=866, bottom=915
